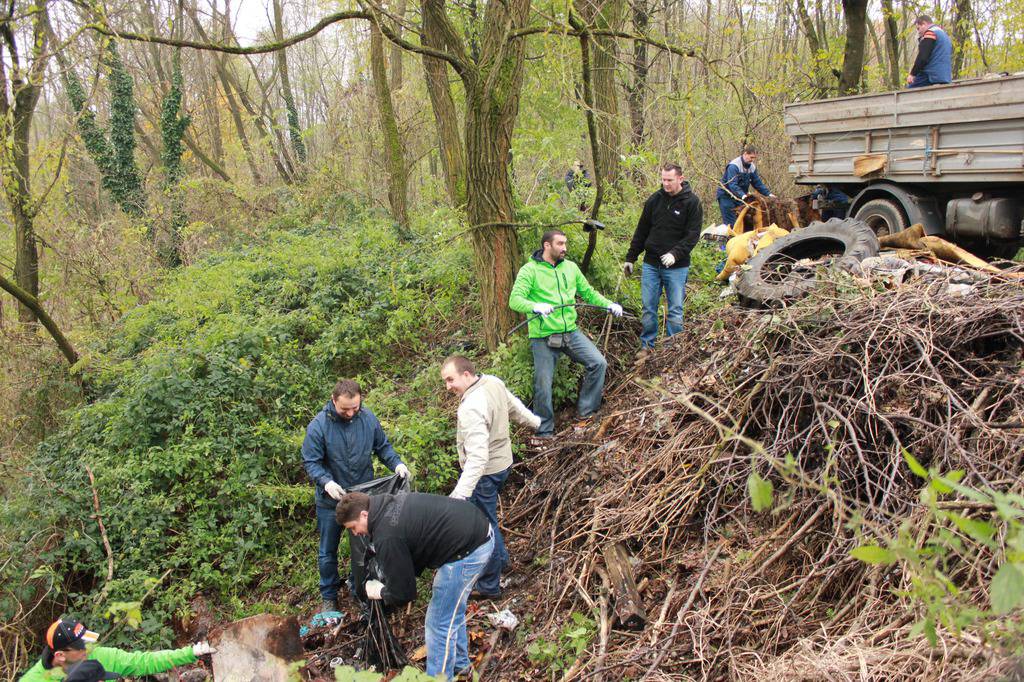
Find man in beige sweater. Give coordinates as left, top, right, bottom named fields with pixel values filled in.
left=441, top=355, right=541, bottom=598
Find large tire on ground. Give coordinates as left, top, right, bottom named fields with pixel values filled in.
left=735, top=218, right=880, bottom=308
left=855, top=198, right=907, bottom=237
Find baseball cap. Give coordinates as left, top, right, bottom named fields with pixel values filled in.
left=40, top=618, right=99, bottom=669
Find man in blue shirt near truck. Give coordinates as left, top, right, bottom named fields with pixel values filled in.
left=906, top=15, right=952, bottom=88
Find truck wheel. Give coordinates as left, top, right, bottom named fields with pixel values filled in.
left=735, top=218, right=880, bottom=308
left=855, top=198, right=907, bottom=237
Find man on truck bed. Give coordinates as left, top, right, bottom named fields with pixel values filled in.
left=906, top=15, right=952, bottom=88
left=716, top=145, right=774, bottom=226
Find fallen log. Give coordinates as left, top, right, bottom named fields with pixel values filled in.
left=601, top=542, right=646, bottom=630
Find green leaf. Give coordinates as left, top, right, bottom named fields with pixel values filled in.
left=903, top=450, right=927, bottom=479
left=849, top=545, right=896, bottom=565
left=747, top=472, right=774, bottom=512
left=990, top=562, right=1024, bottom=615
left=948, top=513, right=996, bottom=545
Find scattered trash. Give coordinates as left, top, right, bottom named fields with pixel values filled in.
left=487, top=609, right=520, bottom=632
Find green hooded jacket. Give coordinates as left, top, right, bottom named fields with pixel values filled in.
left=509, top=250, right=612, bottom=339
left=19, top=645, right=197, bottom=681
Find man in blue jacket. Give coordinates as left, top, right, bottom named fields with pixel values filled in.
left=716, top=145, right=774, bottom=226
left=906, top=15, right=952, bottom=88
left=302, top=379, right=410, bottom=612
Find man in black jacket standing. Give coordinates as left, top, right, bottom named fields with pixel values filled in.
left=623, top=163, right=703, bottom=361
left=337, top=491, right=494, bottom=680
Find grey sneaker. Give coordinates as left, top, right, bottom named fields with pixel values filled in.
left=321, top=598, right=338, bottom=613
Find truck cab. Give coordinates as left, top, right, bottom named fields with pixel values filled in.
left=785, top=73, right=1024, bottom=258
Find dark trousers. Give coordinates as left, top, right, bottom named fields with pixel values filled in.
left=316, top=505, right=354, bottom=602
left=469, top=468, right=510, bottom=595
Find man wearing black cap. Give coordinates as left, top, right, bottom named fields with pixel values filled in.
left=19, top=617, right=215, bottom=681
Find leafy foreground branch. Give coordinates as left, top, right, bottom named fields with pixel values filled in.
left=487, top=274, right=1023, bottom=679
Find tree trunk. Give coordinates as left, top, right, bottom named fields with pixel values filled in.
left=837, top=0, right=868, bottom=96
left=0, top=273, right=79, bottom=365
left=389, top=0, right=407, bottom=90
left=881, top=0, right=901, bottom=89
left=422, top=0, right=531, bottom=349
left=464, top=99, right=522, bottom=351
left=369, top=21, right=411, bottom=237
left=577, top=0, right=623, bottom=185
left=272, top=0, right=307, bottom=165
left=420, top=7, right=466, bottom=208
left=950, top=0, right=973, bottom=79
left=627, top=0, right=649, bottom=149
left=0, top=4, right=50, bottom=323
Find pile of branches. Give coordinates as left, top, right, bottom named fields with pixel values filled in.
left=498, top=275, right=1024, bottom=680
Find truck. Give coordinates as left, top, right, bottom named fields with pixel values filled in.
left=785, top=73, right=1024, bottom=257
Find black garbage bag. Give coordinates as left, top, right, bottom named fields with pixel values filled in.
left=348, top=473, right=411, bottom=601
left=347, top=474, right=412, bottom=672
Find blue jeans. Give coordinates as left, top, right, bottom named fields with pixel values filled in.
left=530, top=330, right=608, bottom=436
left=316, top=505, right=354, bottom=602
left=718, top=196, right=741, bottom=225
left=425, top=533, right=495, bottom=679
left=469, top=469, right=509, bottom=595
left=640, top=263, right=689, bottom=349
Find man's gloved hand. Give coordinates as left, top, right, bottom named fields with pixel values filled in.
left=769, top=193, right=777, bottom=198
left=622, top=262, right=633, bottom=276
left=608, top=303, right=623, bottom=317
left=324, top=481, right=345, bottom=500
left=192, top=641, right=217, bottom=657
left=449, top=490, right=468, bottom=500
left=660, top=253, right=676, bottom=268
left=532, top=303, right=554, bottom=316
left=365, top=580, right=385, bottom=600
left=395, top=464, right=411, bottom=479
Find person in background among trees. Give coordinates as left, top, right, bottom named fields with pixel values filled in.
left=622, top=163, right=703, bottom=363
left=716, top=145, right=775, bottom=226
left=302, top=379, right=411, bottom=613
left=509, top=230, right=624, bottom=443
left=337, top=491, right=494, bottom=680
left=19, top=617, right=214, bottom=681
left=440, top=355, right=541, bottom=599
left=906, top=15, right=953, bottom=88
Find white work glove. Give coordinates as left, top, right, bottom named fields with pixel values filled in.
left=622, top=262, right=633, bottom=276
left=532, top=303, right=554, bottom=316
left=607, top=303, right=623, bottom=317
left=769, top=193, right=777, bottom=198
left=192, top=641, right=216, bottom=656
left=660, top=253, right=676, bottom=268
left=395, top=463, right=411, bottom=479
left=324, top=481, right=346, bottom=500
left=365, top=580, right=385, bottom=600
left=449, top=490, right=468, bottom=500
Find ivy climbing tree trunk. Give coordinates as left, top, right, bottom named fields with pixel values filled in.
left=369, top=21, right=411, bottom=238
left=0, top=2, right=51, bottom=324
left=272, top=0, right=307, bottom=166
left=837, top=0, right=868, bottom=96
left=158, top=26, right=191, bottom=266
left=57, top=42, right=147, bottom=218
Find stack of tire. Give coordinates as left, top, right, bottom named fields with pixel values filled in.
left=734, top=218, right=880, bottom=308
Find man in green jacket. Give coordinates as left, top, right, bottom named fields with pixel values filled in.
left=19, top=617, right=214, bottom=681
left=509, top=229, right=623, bottom=439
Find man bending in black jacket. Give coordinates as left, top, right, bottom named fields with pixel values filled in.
left=337, top=492, right=494, bottom=681
left=623, top=163, right=703, bottom=361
